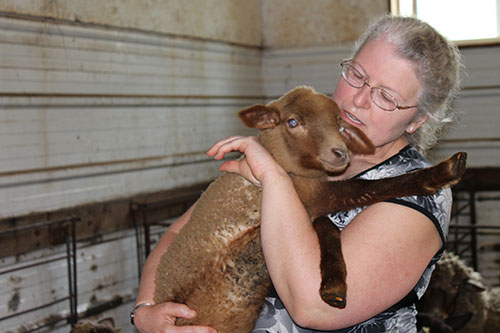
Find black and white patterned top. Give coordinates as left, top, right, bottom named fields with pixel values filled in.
left=252, top=146, right=452, bottom=333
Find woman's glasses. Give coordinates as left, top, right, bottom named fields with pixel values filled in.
left=340, top=60, right=418, bottom=112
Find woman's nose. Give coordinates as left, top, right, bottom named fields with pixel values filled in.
left=353, top=85, right=371, bottom=109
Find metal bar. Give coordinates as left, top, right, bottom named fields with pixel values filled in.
left=453, top=203, right=470, bottom=215
left=477, top=196, right=500, bottom=202
left=0, top=152, right=205, bottom=177
left=463, top=85, right=500, bottom=91
left=78, top=296, right=126, bottom=319
left=22, top=318, right=67, bottom=333
left=449, top=225, right=500, bottom=230
left=0, top=296, right=70, bottom=321
left=0, top=255, right=69, bottom=275
left=71, top=218, right=78, bottom=324
left=66, top=232, right=75, bottom=327
left=0, top=296, right=129, bottom=332
left=441, top=137, right=500, bottom=143
left=456, top=232, right=470, bottom=244
left=470, top=191, right=478, bottom=271
left=133, top=207, right=144, bottom=281
left=142, top=204, right=151, bottom=258
left=131, top=188, right=203, bottom=210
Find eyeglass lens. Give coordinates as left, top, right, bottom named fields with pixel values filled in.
left=341, top=63, right=399, bottom=111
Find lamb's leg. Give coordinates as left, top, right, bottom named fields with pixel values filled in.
left=341, top=151, right=467, bottom=208
left=177, top=225, right=271, bottom=332
left=306, top=152, right=467, bottom=216
left=313, top=216, right=347, bottom=308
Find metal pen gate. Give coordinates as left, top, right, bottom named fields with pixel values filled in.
left=0, top=217, right=79, bottom=332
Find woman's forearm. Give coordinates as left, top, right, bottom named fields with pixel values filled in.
left=260, top=173, right=325, bottom=321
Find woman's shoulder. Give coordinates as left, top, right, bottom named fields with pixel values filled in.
left=329, top=146, right=453, bottom=235
left=364, top=145, right=453, bottom=240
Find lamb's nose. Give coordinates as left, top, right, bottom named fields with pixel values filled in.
left=332, top=148, right=347, bottom=161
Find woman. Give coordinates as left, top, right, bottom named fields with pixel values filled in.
left=132, top=15, right=462, bottom=332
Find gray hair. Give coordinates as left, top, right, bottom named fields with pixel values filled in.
left=353, top=15, right=464, bottom=154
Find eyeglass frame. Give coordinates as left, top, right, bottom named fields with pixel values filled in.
left=339, top=59, right=418, bottom=112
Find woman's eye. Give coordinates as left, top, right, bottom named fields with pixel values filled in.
left=380, top=90, right=395, bottom=103
left=352, top=70, right=364, bottom=80
left=287, top=118, right=299, bottom=128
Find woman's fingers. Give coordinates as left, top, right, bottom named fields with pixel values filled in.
left=159, top=302, right=197, bottom=320
left=159, top=303, right=216, bottom=333
left=206, top=135, right=287, bottom=186
left=206, top=136, right=246, bottom=159
left=135, top=302, right=216, bottom=333
left=219, top=158, right=261, bottom=186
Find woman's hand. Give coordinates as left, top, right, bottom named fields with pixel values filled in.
left=207, top=136, right=288, bottom=186
left=134, top=302, right=216, bottom=333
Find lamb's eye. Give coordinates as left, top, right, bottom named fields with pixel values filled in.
left=287, top=118, right=299, bottom=128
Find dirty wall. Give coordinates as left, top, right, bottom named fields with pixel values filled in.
left=0, top=1, right=264, bottom=332
left=0, top=0, right=263, bottom=218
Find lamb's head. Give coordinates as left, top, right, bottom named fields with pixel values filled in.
left=238, top=86, right=374, bottom=178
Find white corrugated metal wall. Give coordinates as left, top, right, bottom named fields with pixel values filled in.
left=0, top=17, right=260, bottom=218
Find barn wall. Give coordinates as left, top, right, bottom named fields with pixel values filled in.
left=0, top=0, right=262, bottom=46
left=0, top=14, right=260, bottom=218
left=261, top=0, right=388, bottom=47
left=427, top=46, right=500, bottom=167
left=0, top=2, right=262, bottom=331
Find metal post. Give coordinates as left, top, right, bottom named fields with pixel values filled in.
left=469, top=191, right=478, bottom=271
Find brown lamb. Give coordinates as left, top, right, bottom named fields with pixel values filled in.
left=154, top=85, right=467, bottom=333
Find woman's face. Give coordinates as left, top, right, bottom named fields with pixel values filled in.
left=332, top=38, right=425, bottom=149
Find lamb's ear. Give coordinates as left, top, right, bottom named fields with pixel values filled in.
left=238, top=104, right=281, bottom=129
left=338, top=120, right=375, bottom=154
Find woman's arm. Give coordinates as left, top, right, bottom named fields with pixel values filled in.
left=209, top=136, right=441, bottom=330
left=261, top=196, right=441, bottom=330
left=133, top=203, right=216, bottom=333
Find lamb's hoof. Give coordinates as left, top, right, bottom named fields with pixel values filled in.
left=321, top=290, right=346, bottom=308
left=450, top=152, right=467, bottom=179
left=440, top=151, right=468, bottom=187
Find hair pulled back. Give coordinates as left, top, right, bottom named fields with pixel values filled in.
left=354, top=15, right=463, bottom=153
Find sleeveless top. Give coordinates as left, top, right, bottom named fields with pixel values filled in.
left=252, top=146, right=452, bottom=333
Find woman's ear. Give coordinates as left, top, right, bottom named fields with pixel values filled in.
left=406, top=114, right=428, bottom=133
